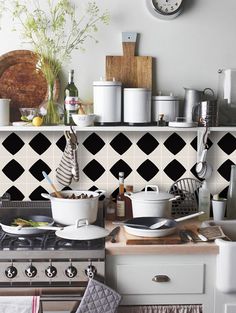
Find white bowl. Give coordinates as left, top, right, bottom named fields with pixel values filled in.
left=72, top=114, right=95, bottom=127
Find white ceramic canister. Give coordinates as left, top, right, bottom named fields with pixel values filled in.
left=0, top=99, right=10, bottom=126
left=124, top=88, right=151, bottom=124
left=93, top=79, right=122, bottom=124
left=152, top=94, right=179, bottom=123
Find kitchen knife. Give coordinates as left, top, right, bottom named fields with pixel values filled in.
left=107, top=226, right=120, bottom=243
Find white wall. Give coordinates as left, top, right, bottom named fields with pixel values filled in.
left=0, top=0, right=236, bottom=104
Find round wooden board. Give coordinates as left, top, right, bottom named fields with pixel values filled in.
left=0, top=50, right=60, bottom=122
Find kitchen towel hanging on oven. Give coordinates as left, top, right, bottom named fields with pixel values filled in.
left=0, top=296, right=40, bottom=313
left=76, top=278, right=121, bottom=313
left=56, top=129, right=79, bottom=186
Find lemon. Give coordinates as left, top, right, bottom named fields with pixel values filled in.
left=32, top=116, right=43, bottom=126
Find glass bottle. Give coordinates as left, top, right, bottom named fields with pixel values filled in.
left=64, top=69, right=79, bottom=125
left=116, top=172, right=125, bottom=220
left=125, top=185, right=133, bottom=219
left=105, top=197, right=116, bottom=221
left=227, top=165, right=236, bottom=219
left=198, top=180, right=210, bottom=220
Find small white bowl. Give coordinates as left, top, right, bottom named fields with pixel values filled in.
left=72, top=114, right=95, bottom=127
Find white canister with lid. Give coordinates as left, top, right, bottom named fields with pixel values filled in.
left=124, top=88, right=151, bottom=124
left=152, top=94, right=179, bottom=123
left=93, top=78, right=122, bottom=124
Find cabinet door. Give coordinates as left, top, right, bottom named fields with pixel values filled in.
left=116, top=263, right=204, bottom=295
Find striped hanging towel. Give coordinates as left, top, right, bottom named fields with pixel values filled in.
left=56, top=131, right=79, bottom=186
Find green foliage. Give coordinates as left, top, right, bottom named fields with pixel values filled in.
left=0, top=0, right=110, bottom=81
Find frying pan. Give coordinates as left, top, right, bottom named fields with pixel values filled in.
left=123, top=211, right=204, bottom=238
left=0, top=215, right=54, bottom=235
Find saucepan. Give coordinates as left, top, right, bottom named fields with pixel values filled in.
left=120, top=211, right=205, bottom=237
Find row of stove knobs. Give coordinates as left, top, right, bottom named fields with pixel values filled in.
left=5, top=264, right=97, bottom=279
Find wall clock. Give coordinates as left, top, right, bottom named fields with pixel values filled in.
left=146, top=0, right=185, bottom=20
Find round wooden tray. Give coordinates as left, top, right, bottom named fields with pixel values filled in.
left=0, top=50, right=60, bottom=122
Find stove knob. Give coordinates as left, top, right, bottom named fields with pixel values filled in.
left=65, top=265, right=77, bottom=278
left=45, top=265, right=57, bottom=278
left=85, top=265, right=97, bottom=279
left=5, top=266, right=17, bottom=278
left=25, top=265, right=37, bottom=278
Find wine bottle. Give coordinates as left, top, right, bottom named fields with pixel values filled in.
left=64, top=69, right=79, bottom=125
left=116, top=172, right=125, bottom=220
left=227, top=165, right=236, bottom=219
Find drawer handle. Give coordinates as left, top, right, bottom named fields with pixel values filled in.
left=152, top=275, right=170, bottom=283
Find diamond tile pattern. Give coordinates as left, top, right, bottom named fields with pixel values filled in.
left=83, top=160, right=105, bottom=181
left=137, top=160, right=159, bottom=181
left=29, top=160, right=51, bottom=181
left=2, top=133, right=24, bottom=155
left=218, top=159, right=234, bottom=181
left=83, top=133, right=105, bottom=155
left=29, top=186, right=48, bottom=200
left=56, top=135, right=66, bottom=151
left=137, top=133, right=159, bottom=155
left=218, top=133, right=236, bottom=155
left=6, top=186, right=24, bottom=200
left=0, top=131, right=235, bottom=201
left=164, top=160, right=186, bottom=181
left=110, top=133, right=132, bottom=155
left=2, top=160, right=24, bottom=181
left=110, top=160, right=132, bottom=179
left=164, top=133, right=186, bottom=155
left=29, top=133, right=51, bottom=155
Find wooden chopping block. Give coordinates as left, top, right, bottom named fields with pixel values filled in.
left=106, top=32, right=152, bottom=89
left=125, top=231, right=182, bottom=245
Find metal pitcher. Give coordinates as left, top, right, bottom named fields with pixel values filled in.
left=183, top=88, right=214, bottom=122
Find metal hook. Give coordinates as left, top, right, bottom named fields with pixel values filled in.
left=202, top=125, right=209, bottom=149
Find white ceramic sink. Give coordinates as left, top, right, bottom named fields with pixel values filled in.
left=202, top=220, right=236, bottom=293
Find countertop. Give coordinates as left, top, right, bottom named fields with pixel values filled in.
left=105, top=219, right=219, bottom=255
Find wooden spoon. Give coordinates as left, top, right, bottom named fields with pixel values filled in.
left=42, top=171, right=62, bottom=198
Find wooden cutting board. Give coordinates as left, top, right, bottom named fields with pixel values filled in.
left=106, top=33, right=152, bottom=89
left=125, top=231, right=182, bottom=245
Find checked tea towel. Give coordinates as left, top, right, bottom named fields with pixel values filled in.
left=76, top=279, right=121, bottom=313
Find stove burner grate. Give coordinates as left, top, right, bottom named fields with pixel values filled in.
left=0, top=230, right=104, bottom=251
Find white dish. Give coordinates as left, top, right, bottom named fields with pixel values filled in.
left=12, top=121, right=29, bottom=126
left=72, top=114, right=95, bottom=127
left=168, top=121, right=198, bottom=128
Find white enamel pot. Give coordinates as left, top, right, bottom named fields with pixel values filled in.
left=125, top=185, right=179, bottom=218
left=41, top=189, right=105, bottom=226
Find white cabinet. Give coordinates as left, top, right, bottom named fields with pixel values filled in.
left=106, top=254, right=216, bottom=313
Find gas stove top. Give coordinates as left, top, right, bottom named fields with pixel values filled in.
left=0, top=200, right=105, bottom=287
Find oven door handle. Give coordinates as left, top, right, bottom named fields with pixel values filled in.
left=40, top=295, right=83, bottom=301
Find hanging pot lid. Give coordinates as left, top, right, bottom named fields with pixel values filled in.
left=128, top=185, right=173, bottom=202
left=55, top=219, right=110, bottom=241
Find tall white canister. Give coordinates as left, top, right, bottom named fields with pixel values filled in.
left=124, top=88, right=151, bottom=125
left=93, top=78, right=122, bottom=125
left=0, top=99, right=10, bottom=126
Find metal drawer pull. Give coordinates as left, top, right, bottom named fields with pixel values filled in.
left=152, top=275, right=170, bottom=282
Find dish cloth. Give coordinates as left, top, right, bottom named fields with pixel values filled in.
left=0, top=296, right=40, bottom=313
left=56, top=131, right=79, bottom=186
left=76, top=278, right=121, bottom=313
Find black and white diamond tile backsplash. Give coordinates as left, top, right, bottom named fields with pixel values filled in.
left=0, top=131, right=235, bottom=200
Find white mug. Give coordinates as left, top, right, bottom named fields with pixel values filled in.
left=0, top=99, right=10, bottom=126
left=212, top=199, right=226, bottom=221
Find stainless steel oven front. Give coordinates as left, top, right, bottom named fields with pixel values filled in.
left=0, top=200, right=105, bottom=313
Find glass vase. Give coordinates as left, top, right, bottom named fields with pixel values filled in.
left=43, top=81, right=61, bottom=125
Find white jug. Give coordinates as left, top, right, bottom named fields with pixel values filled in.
left=0, top=99, right=10, bottom=126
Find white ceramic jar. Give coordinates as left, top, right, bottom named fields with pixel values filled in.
left=0, top=99, right=10, bottom=126
left=124, top=88, right=151, bottom=124
left=152, top=94, right=179, bottom=123
left=93, top=79, right=122, bottom=124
